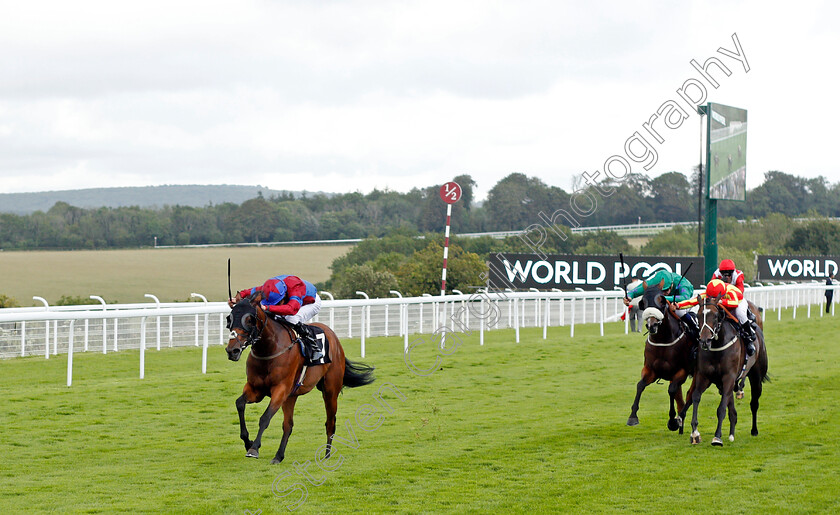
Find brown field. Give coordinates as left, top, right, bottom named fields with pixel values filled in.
left=0, top=245, right=353, bottom=305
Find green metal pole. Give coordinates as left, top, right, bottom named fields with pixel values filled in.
left=703, top=102, right=717, bottom=282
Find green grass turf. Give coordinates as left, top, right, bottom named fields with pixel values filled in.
left=0, top=245, right=353, bottom=305
left=1, top=310, right=838, bottom=513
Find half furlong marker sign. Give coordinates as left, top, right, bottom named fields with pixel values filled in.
left=487, top=253, right=703, bottom=291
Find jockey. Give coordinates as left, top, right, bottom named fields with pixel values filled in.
left=624, top=268, right=699, bottom=340
left=675, top=278, right=756, bottom=356
left=230, top=275, right=324, bottom=361
left=712, top=259, right=745, bottom=293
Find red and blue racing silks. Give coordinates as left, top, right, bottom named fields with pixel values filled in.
left=238, top=275, right=317, bottom=316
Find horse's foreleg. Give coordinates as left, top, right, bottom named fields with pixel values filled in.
left=690, top=375, right=710, bottom=444
left=726, top=393, right=737, bottom=442
left=236, top=393, right=253, bottom=451
left=712, top=377, right=736, bottom=446
left=667, top=369, right=688, bottom=432
left=247, top=389, right=286, bottom=459
left=678, top=375, right=697, bottom=435
left=271, top=395, right=298, bottom=464
left=628, top=366, right=656, bottom=426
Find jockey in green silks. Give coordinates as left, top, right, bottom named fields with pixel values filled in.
left=623, top=269, right=699, bottom=339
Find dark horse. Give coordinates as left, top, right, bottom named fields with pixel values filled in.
left=627, top=280, right=697, bottom=433
left=680, top=295, right=769, bottom=446
left=226, top=295, right=375, bottom=463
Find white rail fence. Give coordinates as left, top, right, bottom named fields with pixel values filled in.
left=0, top=283, right=836, bottom=386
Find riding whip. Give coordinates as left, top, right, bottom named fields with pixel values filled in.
left=228, top=258, right=232, bottom=301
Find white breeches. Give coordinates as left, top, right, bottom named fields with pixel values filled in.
left=675, top=307, right=691, bottom=318
left=283, top=294, right=322, bottom=325
left=734, top=299, right=748, bottom=324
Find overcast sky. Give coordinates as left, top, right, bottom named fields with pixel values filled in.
left=0, top=1, right=836, bottom=201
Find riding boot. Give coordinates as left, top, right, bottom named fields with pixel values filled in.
left=681, top=312, right=700, bottom=341
left=295, top=322, right=323, bottom=361
left=740, top=321, right=756, bottom=356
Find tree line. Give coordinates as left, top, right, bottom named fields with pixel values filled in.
left=322, top=214, right=840, bottom=299
left=1, top=170, right=839, bottom=250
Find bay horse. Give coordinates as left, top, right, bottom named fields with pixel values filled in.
left=680, top=295, right=769, bottom=446
left=225, top=295, right=375, bottom=463
left=626, top=280, right=697, bottom=433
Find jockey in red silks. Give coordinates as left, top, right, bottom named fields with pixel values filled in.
left=230, top=275, right=323, bottom=360
left=712, top=259, right=745, bottom=293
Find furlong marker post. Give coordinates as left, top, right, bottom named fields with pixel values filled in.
left=439, top=181, right=462, bottom=348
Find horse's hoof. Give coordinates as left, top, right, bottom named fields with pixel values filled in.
left=246, top=448, right=259, bottom=458
left=667, top=418, right=680, bottom=432
left=751, top=429, right=758, bottom=436
left=270, top=456, right=284, bottom=464
left=729, top=435, right=735, bottom=442
left=627, top=417, right=639, bottom=426
left=735, top=391, right=744, bottom=400
left=711, top=437, right=723, bottom=446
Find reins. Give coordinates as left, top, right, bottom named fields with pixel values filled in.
left=251, top=323, right=298, bottom=360
left=235, top=305, right=299, bottom=361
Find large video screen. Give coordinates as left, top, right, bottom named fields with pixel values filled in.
left=708, top=102, right=747, bottom=201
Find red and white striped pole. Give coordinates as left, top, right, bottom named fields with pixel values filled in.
left=439, top=181, right=462, bottom=297
left=441, top=202, right=452, bottom=296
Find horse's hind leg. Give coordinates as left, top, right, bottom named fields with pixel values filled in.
left=322, top=381, right=340, bottom=459
left=628, top=366, right=656, bottom=426
left=748, top=370, right=763, bottom=436
left=271, top=395, right=298, bottom=464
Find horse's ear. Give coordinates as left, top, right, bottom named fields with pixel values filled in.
left=248, top=291, right=263, bottom=305
left=657, top=279, right=665, bottom=290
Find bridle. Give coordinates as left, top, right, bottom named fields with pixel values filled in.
left=698, top=298, right=739, bottom=351
left=227, top=303, right=297, bottom=360
left=227, top=311, right=262, bottom=350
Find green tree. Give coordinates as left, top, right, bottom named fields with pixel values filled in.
left=332, top=264, right=399, bottom=299
left=785, top=220, right=840, bottom=254
left=641, top=225, right=698, bottom=256
left=396, top=242, right=486, bottom=296
left=650, top=172, right=693, bottom=222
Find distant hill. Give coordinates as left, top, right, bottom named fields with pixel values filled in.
left=0, top=185, right=331, bottom=214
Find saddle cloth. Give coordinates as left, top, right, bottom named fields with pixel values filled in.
left=294, top=324, right=331, bottom=366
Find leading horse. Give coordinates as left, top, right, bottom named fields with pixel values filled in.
left=680, top=295, right=769, bottom=446
left=626, top=281, right=697, bottom=432
left=226, top=295, right=375, bottom=463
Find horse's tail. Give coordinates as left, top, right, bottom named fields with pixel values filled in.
left=343, top=358, right=375, bottom=389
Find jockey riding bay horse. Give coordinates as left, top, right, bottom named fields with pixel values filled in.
left=626, top=280, right=696, bottom=433
left=226, top=294, right=375, bottom=463
left=679, top=294, right=769, bottom=446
